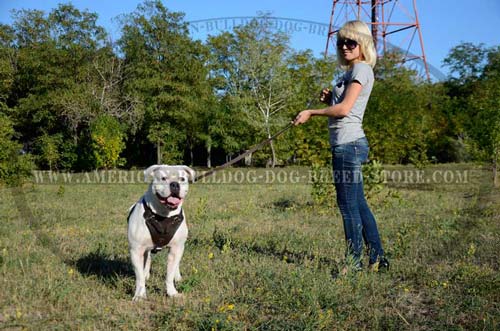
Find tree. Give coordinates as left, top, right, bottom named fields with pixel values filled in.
left=442, top=42, right=488, bottom=83
left=235, top=18, right=293, bottom=167
left=467, top=46, right=500, bottom=186
left=0, top=24, right=15, bottom=110
left=7, top=4, right=144, bottom=171
left=0, top=112, right=33, bottom=185
left=207, top=17, right=296, bottom=167
left=119, top=0, right=210, bottom=165
left=8, top=4, right=114, bottom=170
left=206, top=32, right=255, bottom=164
left=286, top=50, right=338, bottom=166
left=364, top=52, right=448, bottom=165
left=444, top=43, right=500, bottom=184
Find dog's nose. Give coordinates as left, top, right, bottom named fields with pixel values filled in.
left=170, top=181, right=180, bottom=195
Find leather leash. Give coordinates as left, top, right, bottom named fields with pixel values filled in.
left=195, top=121, right=295, bottom=181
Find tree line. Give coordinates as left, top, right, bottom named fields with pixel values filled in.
left=0, top=1, right=499, bottom=184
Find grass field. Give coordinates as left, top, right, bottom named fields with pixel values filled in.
left=1, top=164, right=499, bottom=330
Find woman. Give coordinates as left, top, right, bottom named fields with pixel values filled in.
left=294, top=20, right=389, bottom=273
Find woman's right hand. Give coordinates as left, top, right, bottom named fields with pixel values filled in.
left=319, top=88, right=332, bottom=104
left=293, top=110, right=312, bottom=125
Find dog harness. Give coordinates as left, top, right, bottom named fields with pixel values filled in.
left=141, top=198, right=184, bottom=249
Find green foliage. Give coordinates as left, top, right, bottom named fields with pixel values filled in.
left=0, top=24, right=15, bottom=103
left=444, top=43, right=500, bottom=184
left=147, top=122, right=184, bottom=164
left=365, top=53, right=448, bottom=165
left=293, top=118, right=331, bottom=166
left=468, top=71, right=500, bottom=185
left=309, top=163, right=335, bottom=206
left=35, top=133, right=62, bottom=170
left=442, top=42, right=488, bottom=82
left=207, top=16, right=297, bottom=166
left=288, top=52, right=337, bottom=166
left=119, top=0, right=209, bottom=165
left=362, top=159, right=385, bottom=198
left=0, top=112, right=33, bottom=185
left=89, top=115, right=125, bottom=169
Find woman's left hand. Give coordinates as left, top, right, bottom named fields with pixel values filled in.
left=294, top=110, right=311, bottom=125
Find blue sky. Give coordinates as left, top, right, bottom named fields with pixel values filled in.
left=1, top=0, right=499, bottom=80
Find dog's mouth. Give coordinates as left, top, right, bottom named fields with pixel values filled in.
left=156, top=193, right=182, bottom=208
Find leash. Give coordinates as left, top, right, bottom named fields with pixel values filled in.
left=195, top=121, right=295, bottom=181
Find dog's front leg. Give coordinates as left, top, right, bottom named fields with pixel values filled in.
left=144, top=250, right=152, bottom=280
left=131, top=247, right=147, bottom=301
left=166, top=244, right=184, bottom=297
left=174, top=261, right=182, bottom=283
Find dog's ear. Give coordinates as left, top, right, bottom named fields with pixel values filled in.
left=180, top=166, right=196, bottom=182
left=144, top=164, right=169, bottom=182
left=144, top=165, right=160, bottom=182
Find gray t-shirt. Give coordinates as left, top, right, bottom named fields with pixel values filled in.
left=328, top=62, right=374, bottom=146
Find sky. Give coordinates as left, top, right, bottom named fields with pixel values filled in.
left=1, top=0, right=499, bottom=81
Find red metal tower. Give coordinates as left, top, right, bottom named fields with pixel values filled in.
left=325, top=0, right=430, bottom=81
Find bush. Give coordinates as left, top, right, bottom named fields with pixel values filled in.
left=310, top=163, right=334, bottom=206
left=362, top=159, right=385, bottom=198
left=35, top=133, right=62, bottom=170
left=89, top=114, right=126, bottom=169
left=0, top=112, right=33, bottom=185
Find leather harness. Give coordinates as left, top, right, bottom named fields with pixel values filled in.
left=139, top=198, right=184, bottom=249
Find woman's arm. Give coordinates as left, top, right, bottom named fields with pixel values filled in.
left=294, top=81, right=363, bottom=125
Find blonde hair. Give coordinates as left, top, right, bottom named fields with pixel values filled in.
left=336, top=20, right=377, bottom=68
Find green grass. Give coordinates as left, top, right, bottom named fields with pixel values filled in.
left=0, top=164, right=499, bottom=330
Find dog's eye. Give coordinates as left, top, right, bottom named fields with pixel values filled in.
left=161, top=176, right=167, bottom=181
left=179, top=177, right=186, bottom=183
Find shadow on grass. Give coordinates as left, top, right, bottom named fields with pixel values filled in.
left=71, top=249, right=134, bottom=286
left=267, top=197, right=313, bottom=211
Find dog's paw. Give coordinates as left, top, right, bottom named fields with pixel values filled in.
left=132, top=288, right=147, bottom=302
left=167, top=290, right=183, bottom=298
left=132, top=294, right=147, bottom=302
left=174, top=275, right=182, bottom=282
left=169, top=292, right=184, bottom=300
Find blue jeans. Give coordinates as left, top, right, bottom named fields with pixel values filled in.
left=332, top=136, right=384, bottom=265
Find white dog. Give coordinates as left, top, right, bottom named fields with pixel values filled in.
left=127, top=164, right=195, bottom=300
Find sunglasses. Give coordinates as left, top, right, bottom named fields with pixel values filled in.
left=336, top=38, right=358, bottom=50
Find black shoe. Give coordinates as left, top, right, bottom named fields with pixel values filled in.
left=378, top=257, right=390, bottom=272
left=369, top=257, right=390, bottom=272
